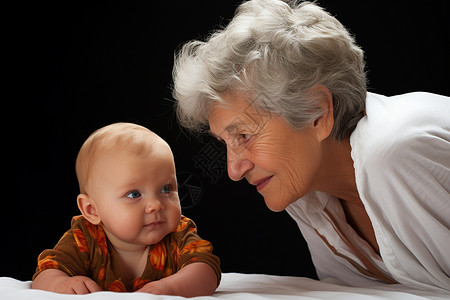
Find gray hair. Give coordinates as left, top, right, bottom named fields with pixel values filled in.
left=172, top=0, right=366, bottom=140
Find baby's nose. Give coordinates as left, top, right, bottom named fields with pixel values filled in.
left=145, top=198, right=164, bottom=213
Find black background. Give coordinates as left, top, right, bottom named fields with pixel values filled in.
left=5, top=1, right=449, bottom=281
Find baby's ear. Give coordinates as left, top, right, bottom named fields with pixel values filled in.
left=77, top=194, right=101, bottom=225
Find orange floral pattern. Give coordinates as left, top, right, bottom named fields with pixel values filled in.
left=73, top=229, right=89, bottom=253
left=97, top=266, right=106, bottom=281
left=150, top=242, right=167, bottom=271
left=37, top=255, right=59, bottom=271
left=83, top=220, right=108, bottom=256
left=108, top=280, right=126, bottom=292
left=132, top=278, right=151, bottom=291
left=175, top=218, right=189, bottom=232
left=171, top=240, right=180, bottom=267
left=180, top=240, right=213, bottom=256
left=34, top=215, right=220, bottom=292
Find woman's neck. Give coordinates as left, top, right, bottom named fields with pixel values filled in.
left=313, top=137, right=359, bottom=202
left=313, top=136, right=380, bottom=253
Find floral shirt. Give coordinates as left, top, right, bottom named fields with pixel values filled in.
left=33, top=215, right=221, bottom=292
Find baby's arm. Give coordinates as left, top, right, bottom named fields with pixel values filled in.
left=135, top=262, right=217, bottom=297
left=32, top=269, right=102, bottom=294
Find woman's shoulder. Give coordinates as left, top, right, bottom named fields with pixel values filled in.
left=368, top=92, right=448, bottom=128
left=351, top=92, right=449, bottom=164
left=362, top=92, right=448, bottom=133
left=350, top=91, right=450, bottom=210
left=350, top=92, right=450, bottom=213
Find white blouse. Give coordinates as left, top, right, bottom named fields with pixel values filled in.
left=286, top=92, right=450, bottom=293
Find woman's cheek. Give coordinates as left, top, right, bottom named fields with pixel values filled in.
left=251, top=131, right=289, bottom=159
left=278, top=141, right=322, bottom=201
left=281, top=160, right=310, bottom=200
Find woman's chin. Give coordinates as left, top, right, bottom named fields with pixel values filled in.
left=264, top=193, right=300, bottom=212
left=264, top=198, right=289, bottom=212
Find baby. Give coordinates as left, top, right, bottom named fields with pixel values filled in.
left=32, top=123, right=221, bottom=296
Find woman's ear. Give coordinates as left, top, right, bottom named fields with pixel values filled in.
left=311, top=85, right=334, bottom=141
left=77, top=194, right=101, bottom=225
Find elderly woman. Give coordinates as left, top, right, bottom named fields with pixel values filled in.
left=172, top=0, right=450, bottom=293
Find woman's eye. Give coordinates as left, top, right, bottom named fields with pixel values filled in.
left=241, top=134, right=251, bottom=141
left=236, top=133, right=252, bottom=144
left=160, top=184, right=172, bottom=194
left=126, top=190, right=141, bottom=199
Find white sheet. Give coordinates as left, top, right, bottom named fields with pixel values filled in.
left=1, top=273, right=448, bottom=299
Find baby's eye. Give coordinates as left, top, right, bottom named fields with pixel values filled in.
left=126, top=190, right=141, bottom=199
left=160, top=184, right=172, bottom=194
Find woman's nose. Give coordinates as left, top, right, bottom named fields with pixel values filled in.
left=227, top=148, right=254, bottom=181
left=145, top=198, right=164, bottom=213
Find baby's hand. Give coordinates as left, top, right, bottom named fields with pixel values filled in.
left=52, top=275, right=103, bottom=294
left=135, top=279, right=175, bottom=295
left=33, top=269, right=102, bottom=295
left=133, top=263, right=217, bottom=297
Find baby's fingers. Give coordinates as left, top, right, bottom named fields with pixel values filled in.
left=71, top=277, right=102, bottom=294
left=83, top=278, right=103, bottom=293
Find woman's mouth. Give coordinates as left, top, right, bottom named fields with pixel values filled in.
left=253, top=176, right=273, bottom=192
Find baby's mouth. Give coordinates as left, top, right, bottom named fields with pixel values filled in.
left=144, top=220, right=164, bottom=228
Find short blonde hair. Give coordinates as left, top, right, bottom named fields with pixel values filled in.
left=172, top=0, right=366, bottom=140
left=75, top=123, right=165, bottom=194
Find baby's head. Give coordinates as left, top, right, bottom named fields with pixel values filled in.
left=75, top=123, right=181, bottom=247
